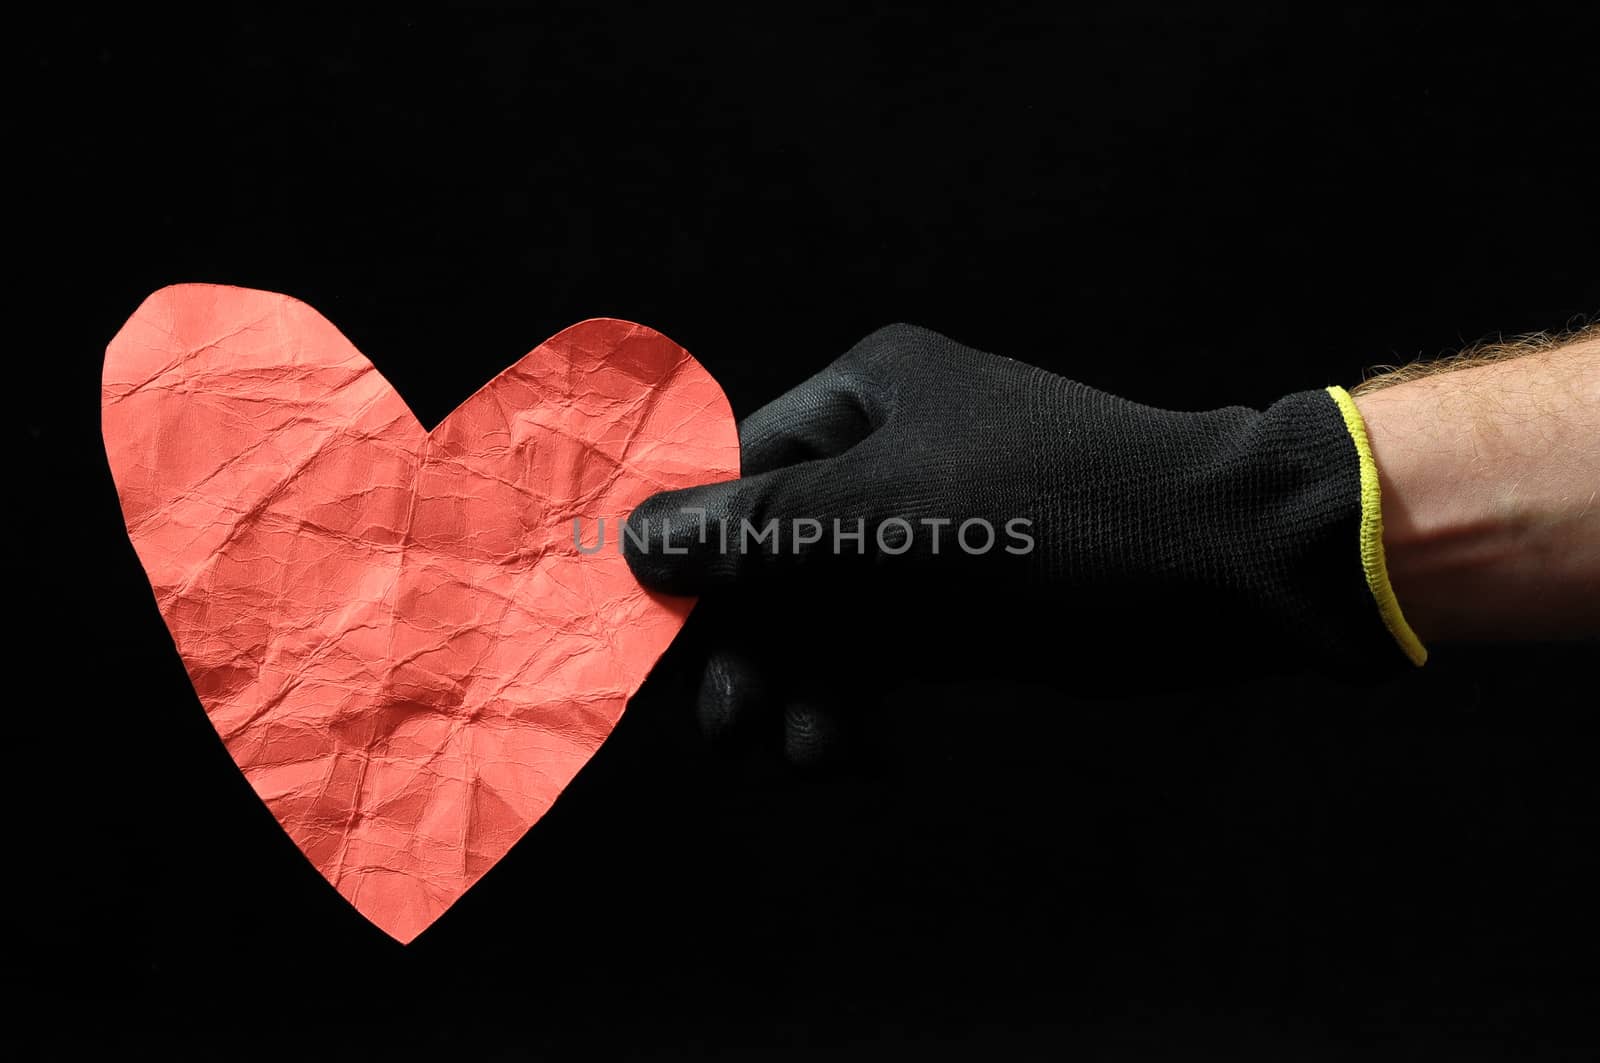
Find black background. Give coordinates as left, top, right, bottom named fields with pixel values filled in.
left=17, top=4, right=1599, bottom=1057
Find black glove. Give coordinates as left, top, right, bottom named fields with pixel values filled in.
left=625, top=324, right=1425, bottom=762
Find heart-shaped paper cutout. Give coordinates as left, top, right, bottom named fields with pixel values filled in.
left=103, top=285, right=738, bottom=943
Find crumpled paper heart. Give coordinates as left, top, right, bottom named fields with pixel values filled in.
left=103, top=284, right=738, bottom=942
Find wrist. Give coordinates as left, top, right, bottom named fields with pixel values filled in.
left=1352, top=340, right=1600, bottom=642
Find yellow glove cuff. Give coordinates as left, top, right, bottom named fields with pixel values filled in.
left=1326, top=385, right=1428, bottom=666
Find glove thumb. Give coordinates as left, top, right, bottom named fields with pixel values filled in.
left=622, top=463, right=831, bottom=594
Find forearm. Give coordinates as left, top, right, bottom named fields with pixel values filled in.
left=1352, top=329, right=1600, bottom=642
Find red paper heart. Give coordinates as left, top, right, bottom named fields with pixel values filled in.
left=103, top=285, right=738, bottom=942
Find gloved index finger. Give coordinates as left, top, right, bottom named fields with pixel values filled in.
left=738, top=357, right=883, bottom=475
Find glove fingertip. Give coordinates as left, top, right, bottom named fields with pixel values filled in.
left=622, top=485, right=733, bottom=594
left=697, top=645, right=767, bottom=740
left=782, top=699, right=845, bottom=769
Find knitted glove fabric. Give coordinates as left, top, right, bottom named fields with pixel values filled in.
left=624, top=324, right=1425, bottom=758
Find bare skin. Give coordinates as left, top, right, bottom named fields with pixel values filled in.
left=1352, top=330, right=1600, bottom=643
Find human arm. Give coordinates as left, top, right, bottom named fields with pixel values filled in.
left=622, top=322, right=1598, bottom=759
left=1352, top=328, right=1600, bottom=642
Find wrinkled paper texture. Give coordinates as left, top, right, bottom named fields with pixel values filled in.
left=103, top=285, right=739, bottom=942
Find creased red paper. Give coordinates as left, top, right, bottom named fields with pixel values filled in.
left=102, top=285, right=738, bottom=943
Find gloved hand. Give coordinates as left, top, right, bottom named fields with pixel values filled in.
left=625, top=324, right=1425, bottom=763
